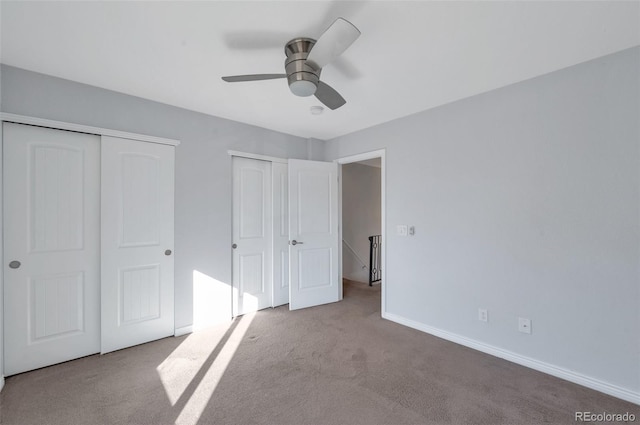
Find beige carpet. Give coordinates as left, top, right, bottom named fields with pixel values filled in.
left=1, top=280, right=637, bottom=425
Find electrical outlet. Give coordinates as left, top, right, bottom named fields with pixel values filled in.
left=518, top=317, right=532, bottom=334
left=397, top=225, right=408, bottom=236
left=409, top=226, right=415, bottom=236
left=478, top=308, right=488, bottom=322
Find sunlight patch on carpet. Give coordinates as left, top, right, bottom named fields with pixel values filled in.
left=173, top=311, right=256, bottom=425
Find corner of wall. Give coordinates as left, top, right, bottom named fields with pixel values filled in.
left=306, top=138, right=327, bottom=161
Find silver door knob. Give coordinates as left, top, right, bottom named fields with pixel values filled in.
left=290, top=240, right=303, bottom=245
left=9, top=260, right=21, bottom=269
left=165, top=250, right=172, bottom=256
left=232, top=244, right=238, bottom=249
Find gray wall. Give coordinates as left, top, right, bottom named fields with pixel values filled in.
left=0, top=65, right=308, bottom=331
left=342, top=162, right=381, bottom=283
left=325, top=47, right=640, bottom=393
left=306, top=137, right=327, bottom=161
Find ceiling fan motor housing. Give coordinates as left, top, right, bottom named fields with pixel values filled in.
left=284, top=38, right=321, bottom=97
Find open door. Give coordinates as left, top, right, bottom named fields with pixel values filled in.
left=288, top=159, right=339, bottom=310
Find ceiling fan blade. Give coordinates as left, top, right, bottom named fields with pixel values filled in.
left=306, top=17, right=361, bottom=70
left=222, top=74, right=286, bottom=82
left=314, top=81, right=346, bottom=110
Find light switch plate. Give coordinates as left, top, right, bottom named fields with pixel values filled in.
left=478, top=308, right=488, bottom=322
left=397, top=225, right=408, bottom=236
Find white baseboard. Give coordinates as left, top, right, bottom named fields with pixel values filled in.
left=0, top=375, right=4, bottom=392
left=174, top=325, right=193, bottom=337
left=383, top=312, right=640, bottom=405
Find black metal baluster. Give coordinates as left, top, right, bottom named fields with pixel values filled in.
left=368, top=235, right=382, bottom=286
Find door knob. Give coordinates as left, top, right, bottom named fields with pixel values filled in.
left=290, top=240, right=303, bottom=246
left=232, top=244, right=238, bottom=249
left=9, top=260, right=21, bottom=269
left=165, top=250, right=172, bottom=256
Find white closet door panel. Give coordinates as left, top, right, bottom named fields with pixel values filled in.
left=232, top=157, right=272, bottom=316
left=120, top=153, right=161, bottom=246
left=272, top=162, right=289, bottom=307
left=101, top=136, right=174, bottom=354
left=288, top=159, right=339, bottom=310
left=3, top=122, right=100, bottom=376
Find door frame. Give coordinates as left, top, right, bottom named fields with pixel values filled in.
left=0, top=119, right=4, bottom=391
left=336, top=149, right=386, bottom=316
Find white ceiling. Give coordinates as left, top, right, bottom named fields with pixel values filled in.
left=1, top=1, right=638, bottom=140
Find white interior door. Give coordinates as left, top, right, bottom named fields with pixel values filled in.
left=272, top=162, right=289, bottom=307
left=3, top=123, right=101, bottom=375
left=288, top=159, right=339, bottom=310
left=232, top=157, right=273, bottom=316
left=101, top=136, right=175, bottom=354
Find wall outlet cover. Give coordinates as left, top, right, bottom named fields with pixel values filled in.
left=518, top=317, right=532, bottom=334
left=397, top=225, right=408, bottom=236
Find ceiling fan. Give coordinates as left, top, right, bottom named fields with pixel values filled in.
left=221, top=18, right=361, bottom=110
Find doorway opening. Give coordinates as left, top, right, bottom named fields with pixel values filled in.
left=338, top=150, right=386, bottom=315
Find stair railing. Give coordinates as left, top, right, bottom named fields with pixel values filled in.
left=368, top=235, right=382, bottom=286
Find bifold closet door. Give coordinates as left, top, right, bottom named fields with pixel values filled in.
left=100, top=136, right=175, bottom=354
left=3, top=123, right=101, bottom=376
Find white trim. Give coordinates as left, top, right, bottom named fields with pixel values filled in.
left=336, top=150, right=386, bottom=165
left=383, top=312, right=640, bottom=405
left=337, top=149, right=386, bottom=315
left=0, top=113, right=180, bottom=146
left=0, top=122, right=4, bottom=384
left=337, top=165, right=344, bottom=299
left=227, top=150, right=288, bottom=164
left=174, top=325, right=193, bottom=337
